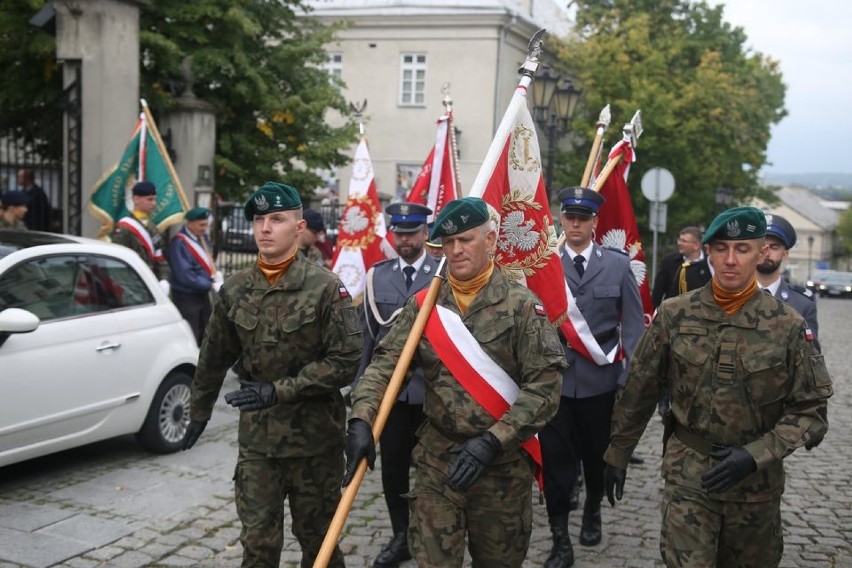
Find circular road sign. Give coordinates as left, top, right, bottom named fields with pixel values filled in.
left=641, top=167, right=675, bottom=202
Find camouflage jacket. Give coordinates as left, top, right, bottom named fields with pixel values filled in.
left=0, top=216, right=27, bottom=230
left=190, top=252, right=363, bottom=457
left=604, top=283, right=832, bottom=502
left=351, top=268, right=565, bottom=460
left=111, top=215, right=171, bottom=280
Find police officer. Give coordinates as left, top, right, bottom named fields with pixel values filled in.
left=111, top=181, right=171, bottom=294
left=757, top=213, right=819, bottom=349
left=344, top=197, right=565, bottom=567
left=167, top=207, right=223, bottom=346
left=604, top=206, right=832, bottom=567
left=182, top=182, right=363, bottom=568
left=0, top=191, right=29, bottom=230
left=540, top=187, right=644, bottom=568
left=356, top=202, right=438, bottom=567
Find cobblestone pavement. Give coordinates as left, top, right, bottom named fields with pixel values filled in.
left=1, top=298, right=850, bottom=567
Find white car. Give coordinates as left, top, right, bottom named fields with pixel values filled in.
left=0, top=229, right=200, bottom=467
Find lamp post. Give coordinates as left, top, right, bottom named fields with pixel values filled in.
left=715, top=186, right=733, bottom=212
left=530, top=67, right=582, bottom=200
left=807, top=234, right=814, bottom=281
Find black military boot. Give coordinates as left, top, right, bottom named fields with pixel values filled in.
left=373, top=508, right=411, bottom=568
left=544, top=514, right=574, bottom=568
left=579, top=492, right=603, bottom=546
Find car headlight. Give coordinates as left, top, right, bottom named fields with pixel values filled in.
left=846, top=286, right=852, bottom=292
left=806, top=280, right=814, bottom=287
left=819, top=284, right=826, bottom=290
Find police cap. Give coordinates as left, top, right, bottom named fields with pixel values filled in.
left=764, top=213, right=797, bottom=249
left=386, top=202, right=431, bottom=233
left=558, top=187, right=605, bottom=216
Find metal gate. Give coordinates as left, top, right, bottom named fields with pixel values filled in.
left=0, top=67, right=81, bottom=234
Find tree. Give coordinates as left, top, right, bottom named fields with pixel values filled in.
left=140, top=1, right=357, bottom=199
left=0, top=0, right=64, bottom=161
left=554, top=0, right=786, bottom=243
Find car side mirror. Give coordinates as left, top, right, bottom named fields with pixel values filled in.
left=0, top=308, right=40, bottom=348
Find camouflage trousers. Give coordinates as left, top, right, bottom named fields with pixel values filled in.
left=660, top=482, right=783, bottom=567
left=234, top=446, right=345, bottom=568
left=407, top=443, right=534, bottom=567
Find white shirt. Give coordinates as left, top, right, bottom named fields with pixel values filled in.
left=565, top=242, right=595, bottom=273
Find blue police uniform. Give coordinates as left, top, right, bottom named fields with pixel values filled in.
left=540, top=187, right=645, bottom=565
left=356, top=201, right=439, bottom=567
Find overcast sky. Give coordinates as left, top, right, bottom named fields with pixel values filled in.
left=713, top=0, right=851, bottom=174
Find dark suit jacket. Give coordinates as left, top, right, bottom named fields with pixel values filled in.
left=651, top=251, right=711, bottom=308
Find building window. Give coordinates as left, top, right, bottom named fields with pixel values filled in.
left=399, top=54, right=426, bottom=106
left=324, top=53, right=343, bottom=81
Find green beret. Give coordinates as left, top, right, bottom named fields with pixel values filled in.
left=185, top=207, right=211, bottom=221
left=702, top=206, right=766, bottom=244
left=244, top=181, right=302, bottom=221
left=429, top=197, right=489, bottom=240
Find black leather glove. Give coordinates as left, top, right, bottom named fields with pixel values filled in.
left=604, top=464, right=627, bottom=506
left=342, top=418, right=376, bottom=487
left=447, top=431, right=502, bottom=492
left=182, top=420, right=207, bottom=451
left=701, top=446, right=757, bottom=493
left=224, top=380, right=278, bottom=411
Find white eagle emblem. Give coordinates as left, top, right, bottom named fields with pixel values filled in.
left=726, top=219, right=741, bottom=237
left=254, top=194, right=269, bottom=211
left=441, top=219, right=458, bottom=234
left=342, top=206, right=369, bottom=233
left=601, top=229, right=648, bottom=286
left=498, top=211, right=539, bottom=257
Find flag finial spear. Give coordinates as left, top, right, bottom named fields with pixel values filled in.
left=597, top=104, right=612, bottom=129
left=441, top=82, right=453, bottom=114
left=349, top=99, right=368, bottom=136
left=519, top=28, right=546, bottom=79
left=624, top=110, right=643, bottom=147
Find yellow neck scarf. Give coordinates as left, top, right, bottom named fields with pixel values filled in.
left=132, top=209, right=150, bottom=226
left=712, top=277, right=758, bottom=316
left=678, top=261, right=691, bottom=294
left=448, top=261, right=494, bottom=313
left=257, top=249, right=297, bottom=285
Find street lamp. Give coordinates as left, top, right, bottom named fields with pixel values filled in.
left=807, top=234, right=814, bottom=281
left=715, top=186, right=733, bottom=212
left=530, top=67, right=582, bottom=200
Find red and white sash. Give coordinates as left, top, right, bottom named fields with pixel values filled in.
left=116, top=216, right=164, bottom=262
left=175, top=232, right=214, bottom=276
left=415, top=291, right=544, bottom=489
left=559, top=245, right=621, bottom=366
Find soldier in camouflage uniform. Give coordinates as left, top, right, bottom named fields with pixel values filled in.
left=0, top=190, right=29, bottom=230
left=343, top=197, right=565, bottom=567
left=182, top=182, right=362, bottom=568
left=604, top=207, right=832, bottom=568
left=111, top=181, right=171, bottom=292
left=298, top=208, right=330, bottom=268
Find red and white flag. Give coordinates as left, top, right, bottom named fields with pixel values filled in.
left=406, top=112, right=459, bottom=222
left=469, top=87, right=569, bottom=331
left=595, top=136, right=654, bottom=320
left=331, top=138, right=395, bottom=301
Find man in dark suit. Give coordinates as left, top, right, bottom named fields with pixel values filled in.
left=651, top=226, right=711, bottom=308
left=540, top=187, right=645, bottom=568
left=356, top=201, right=440, bottom=568
left=757, top=213, right=819, bottom=349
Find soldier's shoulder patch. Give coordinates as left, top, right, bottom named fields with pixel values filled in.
left=534, top=304, right=547, bottom=316
left=342, top=306, right=360, bottom=335
left=339, top=286, right=350, bottom=299
left=804, top=327, right=815, bottom=341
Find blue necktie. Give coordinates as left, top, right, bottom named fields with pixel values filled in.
left=403, top=266, right=416, bottom=290
left=574, top=255, right=585, bottom=278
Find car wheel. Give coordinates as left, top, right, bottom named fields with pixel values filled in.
left=136, top=371, right=192, bottom=453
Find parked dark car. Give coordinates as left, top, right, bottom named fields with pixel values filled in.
left=818, top=271, right=852, bottom=298
left=220, top=207, right=257, bottom=252
left=806, top=269, right=836, bottom=294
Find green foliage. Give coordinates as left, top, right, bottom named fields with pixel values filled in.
left=554, top=0, right=786, bottom=244
left=837, top=208, right=852, bottom=256
left=140, top=0, right=357, bottom=199
left=0, top=0, right=63, bottom=160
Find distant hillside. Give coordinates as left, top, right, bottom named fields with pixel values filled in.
left=760, top=172, right=852, bottom=190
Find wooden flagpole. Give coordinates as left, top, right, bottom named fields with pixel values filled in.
left=590, top=110, right=643, bottom=193
left=313, top=258, right=447, bottom=568
left=580, top=104, right=611, bottom=188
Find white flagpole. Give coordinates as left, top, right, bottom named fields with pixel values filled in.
left=468, top=29, right=545, bottom=198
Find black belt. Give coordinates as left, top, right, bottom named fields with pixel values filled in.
left=673, top=424, right=727, bottom=455
left=594, top=328, right=619, bottom=344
